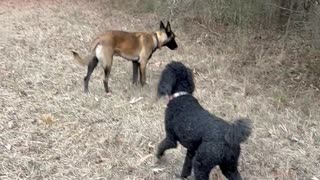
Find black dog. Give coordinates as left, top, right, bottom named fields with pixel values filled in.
left=156, top=61, right=252, bottom=180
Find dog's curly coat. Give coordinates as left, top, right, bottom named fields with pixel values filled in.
left=156, top=61, right=252, bottom=180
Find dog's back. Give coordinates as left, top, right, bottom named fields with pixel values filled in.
left=166, top=94, right=248, bottom=152
left=166, top=95, right=227, bottom=147
left=95, top=31, right=149, bottom=57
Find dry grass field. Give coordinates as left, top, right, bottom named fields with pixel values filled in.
left=0, top=0, right=319, bottom=179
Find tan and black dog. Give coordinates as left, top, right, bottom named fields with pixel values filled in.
left=72, top=21, right=178, bottom=94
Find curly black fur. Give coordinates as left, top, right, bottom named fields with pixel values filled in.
left=156, top=61, right=252, bottom=180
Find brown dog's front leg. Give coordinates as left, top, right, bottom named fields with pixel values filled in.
left=132, top=61, right=139, bottom=84
left=139, top=60, right=147, bottom=86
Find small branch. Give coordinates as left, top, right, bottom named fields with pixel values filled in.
left=267, top=3, right=302, bottom=13
left=193, top=21, right=223, bottom=38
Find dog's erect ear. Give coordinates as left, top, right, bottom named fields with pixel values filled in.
left=157, top=65, right=176, bottom=97
left=160, top=21, right=166, bottom=31
left=166, top=21, right=171, bottom=32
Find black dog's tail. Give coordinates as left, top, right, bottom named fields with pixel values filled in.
left=225, top=118, right=252, bottom=146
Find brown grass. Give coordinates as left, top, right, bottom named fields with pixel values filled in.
left=0, top=0, right=319, bottom=179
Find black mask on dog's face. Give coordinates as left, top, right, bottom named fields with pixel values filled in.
left=160, top=21, right=178, bottom=50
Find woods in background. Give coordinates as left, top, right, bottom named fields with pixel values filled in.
left=111, top=0, right=320, bottom=48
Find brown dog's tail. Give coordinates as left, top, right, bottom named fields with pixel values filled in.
left=224, top=118, right=252, bottom=146
left=71, top=51, right=90, bottom=66
left=71, top=37, right=101, bottom=66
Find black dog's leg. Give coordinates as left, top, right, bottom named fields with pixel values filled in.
left=132, top=61, right=139, bottom=84
left=181, top=150, right=195, bottom=178
left=84, top=57, right=98, bottom=93
left=220, top=164, right=242, bottom=180
left=156, top=137, right=177, bottom=159
left=193, top=155, right=212, bottom=180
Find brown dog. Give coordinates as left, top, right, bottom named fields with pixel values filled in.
left=72, top=21, right=178, bottom=94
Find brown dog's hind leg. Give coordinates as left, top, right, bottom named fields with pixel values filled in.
left=101, top=53, right=113, bottom=94
left=84, top=57, right=98, bottom=93
left=132, top=61, right=139, bottom=84
left=103, top=67, right=111, bottom=93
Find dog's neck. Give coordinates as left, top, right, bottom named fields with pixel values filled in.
left=153, top=32, right=161, bottom=51
left=169, top=91, right=189, bottom=101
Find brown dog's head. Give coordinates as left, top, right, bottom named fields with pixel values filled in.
left=159, top=21, right=178, bottom=50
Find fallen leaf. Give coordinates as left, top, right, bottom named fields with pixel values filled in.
left=5, top=144, right=12, bottom=150
left=153, top=62, right=162, bottom=68
left=137, top=154, right=153, bottom=166
left=8, top=121, right=14, bottom=129
left=151, top=167, right=165, bottom=173
left=40, top=113, right=55, bottom=125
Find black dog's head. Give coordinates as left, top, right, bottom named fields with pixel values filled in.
left=159, top=21, right=178, bottom=50
left=157, top=61, right=195, bottom=97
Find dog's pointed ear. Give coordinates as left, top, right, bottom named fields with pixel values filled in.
left=166, top=21, right=171, bottom=32
left=160, top=21, right=165, bottom=31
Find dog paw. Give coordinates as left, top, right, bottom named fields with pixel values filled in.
left=174, top=173, right=189, bottom=180
left=105, top=90, right=112, bottom=96
left=155, top=153, right=162, bottom=160
left=140, top=81, right=150, bottom=87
